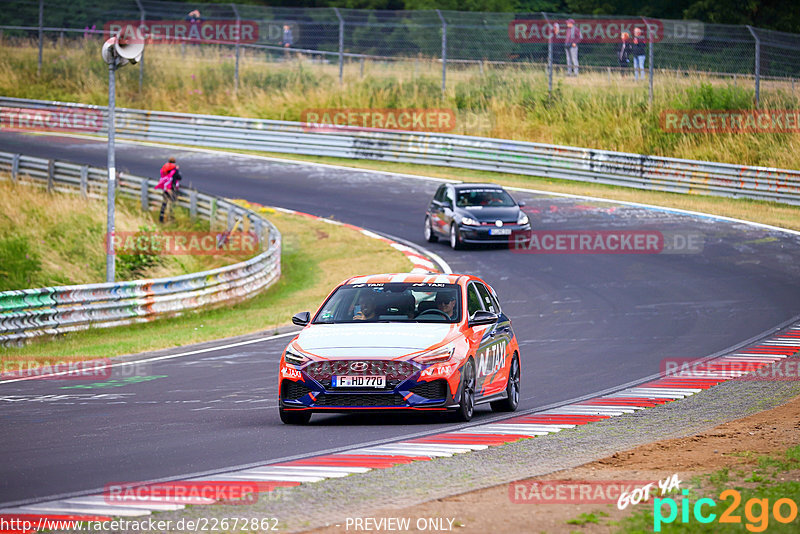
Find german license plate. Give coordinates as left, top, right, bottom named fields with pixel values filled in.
left=332, top=375, right=386, bottom=388
left=490, top=228, right=512, bottom=235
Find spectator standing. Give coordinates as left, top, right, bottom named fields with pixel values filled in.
left=564, top=19, right=580, bottom=77
left=618, top=32, right=632, bottom=76
left=155, top=157, right=182, bottom=223
left=632, top=27, right=647, bottom=81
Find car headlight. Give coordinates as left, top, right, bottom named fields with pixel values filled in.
left=284, top=346, right=306, bottom=365
left=461, top=216, right=480, bottom=226
left=414, top=343, right=455, bottom=364
left=517, top=212, right=529, bottom=225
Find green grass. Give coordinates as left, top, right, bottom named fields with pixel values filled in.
left=2, top=40, right=799, bottom=170
left=0, top=178, right=247, bottom=290
left=0, top=208, right=411, bottom=365
left=617, top=445, right=800, bottom=533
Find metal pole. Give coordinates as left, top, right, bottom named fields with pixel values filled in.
left=37, top=0, right=43, bottom=76
left=645, top=17, right=654, bottom=105
left=746, top=26, right=760, bottom=108
left=106, top=63, right=117, bottom=283
left=333, top=8, right=344, bottom=84
left=231, top=3, right=240, bottom=93
left=436, top=9, right=446, bottom=97
left=136, top=0, right=145, bottom=92
left=542, top=12, right=552, bottom=95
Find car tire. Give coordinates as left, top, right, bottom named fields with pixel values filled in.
left=450, top=224, right=463, bottom=250
left=491, top=353, right=520, bottom=412
left=424, top=215, right=438, bottom=242
left=453, top=359, right=475, bottom=422
left=279, top=407, right=312, bottom=425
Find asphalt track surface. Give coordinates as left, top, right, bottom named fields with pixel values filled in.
left=2, top=132, right=800, bottom=506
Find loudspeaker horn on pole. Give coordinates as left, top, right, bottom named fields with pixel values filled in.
left=102, top=26, right=144, bottom=66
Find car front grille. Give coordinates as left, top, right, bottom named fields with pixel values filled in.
left=409, top=380, right=448, bottom=400
left=313, top=393, right=406, bottom=407
left=304, top=360, right=418, bottom=384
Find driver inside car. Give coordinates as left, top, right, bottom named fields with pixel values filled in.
left=435, top=291, right=458, bottom=320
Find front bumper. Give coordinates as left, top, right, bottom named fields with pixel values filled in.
left=459, top=224, right=532, bottom=244
left=279, top=360, right=457, bottom=412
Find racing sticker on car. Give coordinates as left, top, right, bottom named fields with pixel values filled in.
left=280, top=367, right=302, bottom=381
left=421, top=364, right=454, bottom=378
left=477, top=340, right=507, bottom=378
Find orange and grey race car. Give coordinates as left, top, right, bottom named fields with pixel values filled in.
left=278, top=273, right=521, bottom=424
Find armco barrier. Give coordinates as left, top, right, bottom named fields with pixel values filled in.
left=0, top=150, right=281, bottom=346
left=2, top=97, right=800, bottom=205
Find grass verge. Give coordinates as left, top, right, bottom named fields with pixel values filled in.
left=615, top=445, right=800, bottom=532
left=0, top=208, right=412, bottom=364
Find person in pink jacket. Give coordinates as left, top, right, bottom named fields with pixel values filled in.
left=155, top=157, right=182, bottom=222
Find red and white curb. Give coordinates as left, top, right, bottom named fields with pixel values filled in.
left=265, top=205, right=447, bottom=274
left=3, top=323, right=798, bottom=528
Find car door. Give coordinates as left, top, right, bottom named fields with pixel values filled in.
left=443, top=186, right=457, bottom=234
left=429, top=185, right=448, bottom=236
left=475, top=282, right=513, bottom=394
left=467, top=282, right=505, bottom=397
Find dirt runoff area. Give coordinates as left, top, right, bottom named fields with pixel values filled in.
left=312, top=393, right=800, bottom=534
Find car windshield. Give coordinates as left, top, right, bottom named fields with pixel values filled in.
left=313, top=283, right=462, bottom=324
left=456, top=188, right=516, bottom=208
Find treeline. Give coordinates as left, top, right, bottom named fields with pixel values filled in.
left=3, top=0, right=798, bottom=34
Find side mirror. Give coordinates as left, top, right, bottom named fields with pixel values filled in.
left=292, top=311, right=311, bottom=327
left=517, top=200, right=526, bottom=207
left=469, top=310, right=498, bottom=327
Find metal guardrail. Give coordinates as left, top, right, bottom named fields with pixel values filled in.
left=1, top=96, right=800, bottom=206
left=0, top=149, right=281, bottom=346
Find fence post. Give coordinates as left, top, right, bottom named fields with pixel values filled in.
left=47, top=159, right=54, bottom=193
left=11, top=154, right=20, bottom=183
left=231, top=3, right=240, bottom=93
left=542, top=13, right=552, bottom=96
left=360, top=57, right=364, bottom=77
left=135, top=0, right=145, bottom=92
left=333, top=8, right=344, bottom=84
left=746, top=25, right=760, bottom=108
left=37, top=0, right=43, bottom=76
left=190, top=190, right=198, bottom=219
left=80, top=165, right=88, bottom=198
left=436, top=9, right=447, bottom=97
left=210, top=197, right=217, bottom=230
left=227, top=208, right=234, bottom=231
left=140, top=179, right=148, bottom=211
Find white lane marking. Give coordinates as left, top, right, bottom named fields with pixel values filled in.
left=470, top=424, right=568, bottom=433
left=367, top=443, right=475, bottom=453
left=256, top=465, right=371, bottom=474
left=239, top=468, right=352, bottom=478
left=0, top=332, right=297, bottom=385
left=543, top=408, right=632, bottom=416
left=13, top=503, right=152, bottom=517
left=61, top=496, right=185, bottom=511
left=200, top=473, right=326, bottom=483
left=453, top=428, right=549, bottom=436
left=349, top=447, right=452, bottom=457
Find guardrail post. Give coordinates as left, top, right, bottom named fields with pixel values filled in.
left=210, top=197, right=217, bottom=229
left=747, top=25, right=761, bottom=108
left=140, top=179, right=148, bottom=211
left=360, top=57, right=364, bottom=78
left=227, top=208, right=234, bottom=231
left=47, top=159, right=54, bottom=193
left=231, top=3, right=241, bottom=93
left=436, top=9, right=447, bottom=97
left=11, top=154, right=20, bottom=183
left=190, top=189, right=198, bottom=219
left=333, top=8, right=344, bottom=84
left=37, top=0, right=43, bottom=76
left=80, top=165, right=88, bottom=198
left=542, top=12, right=552, bottom=96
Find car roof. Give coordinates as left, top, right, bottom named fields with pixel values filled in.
left=451, top=183, right=505, bottom=191
left=343, top=273, right=474, bottom=286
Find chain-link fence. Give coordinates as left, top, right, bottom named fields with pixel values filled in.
left=2, top=0, right=800, bottom=105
